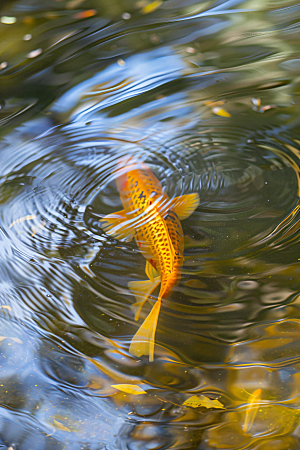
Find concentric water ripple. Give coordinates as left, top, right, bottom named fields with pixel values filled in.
left=1, top=116, right=300, bottom=449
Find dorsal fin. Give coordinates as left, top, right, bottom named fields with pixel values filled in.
left=171, top=194, right=200, bottom=220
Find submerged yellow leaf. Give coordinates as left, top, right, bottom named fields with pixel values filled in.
left=52, top=419, right=71, bottom=432
left=9, top=214, right=37, bottom=229
left=212, top=106, right=231, bottom=117
left=183, top=395, right=225, bottom=409
left=142, top=0, right=162, bottom=14
left=111, top=384, right=147, bottom=395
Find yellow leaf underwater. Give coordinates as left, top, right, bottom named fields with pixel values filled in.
left=52, top=419, right=71, bottom=432
left=183, top=395, right=225, bottom=409
left=9, top=214, right=37, bottom=229
left=212, top=106, right=231, bottom=117
left=141, top=0, right=162, bottom=14
left=111, top=384, right=147, bottom=395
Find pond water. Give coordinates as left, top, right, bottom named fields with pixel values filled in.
left=1, top=0, right=300, bottom=448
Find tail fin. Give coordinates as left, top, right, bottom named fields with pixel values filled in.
left=129, top=298, right=161, bottom=362
left=129, top=276, right=160, bottom=320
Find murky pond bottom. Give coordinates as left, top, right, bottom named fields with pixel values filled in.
left=2, top=0, right=300, bottom=448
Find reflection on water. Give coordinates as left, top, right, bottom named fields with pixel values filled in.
left=1, top=0, right=300, bottom=448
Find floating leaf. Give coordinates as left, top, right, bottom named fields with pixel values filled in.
left=183, top=395, right=225, bottom=409
left=9, top=214, right=37, bottom=229
left=212, top=107, right=231, bottom=117
left=1, top=305, right=11, bottom=311
left=52, top=419, right=71, bottom=432
left=111, top=384, right=147, bottom=395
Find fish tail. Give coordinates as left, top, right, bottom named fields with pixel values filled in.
left=129, top=297, right=161, bottom=362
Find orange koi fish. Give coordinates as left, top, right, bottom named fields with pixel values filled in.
left=100, top=157, right=199, bottom=361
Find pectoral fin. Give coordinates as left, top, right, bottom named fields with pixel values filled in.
left=100, top=209, right=134, bottom=241
left=171, top=194, right=200, bottom=220
left=129, top=298, right=161, bottom=362
left=145, top=260, right=159, bottom=282
left=129, top=276, right=161, bottom=320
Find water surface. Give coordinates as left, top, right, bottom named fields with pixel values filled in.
left=1, top=0, right=300, bottom=448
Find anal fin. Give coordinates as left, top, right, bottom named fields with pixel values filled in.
left=129, top=276, right=161, bottom=320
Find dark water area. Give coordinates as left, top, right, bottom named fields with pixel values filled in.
left=1, top=0, right=300, bottom=448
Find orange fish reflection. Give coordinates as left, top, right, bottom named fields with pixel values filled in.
left=243, top=388, right=262, bottom=434
left=101, top=157, right=199, bottom=361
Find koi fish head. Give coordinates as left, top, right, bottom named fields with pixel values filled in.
left=115, top=156, right=147, bottom=193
